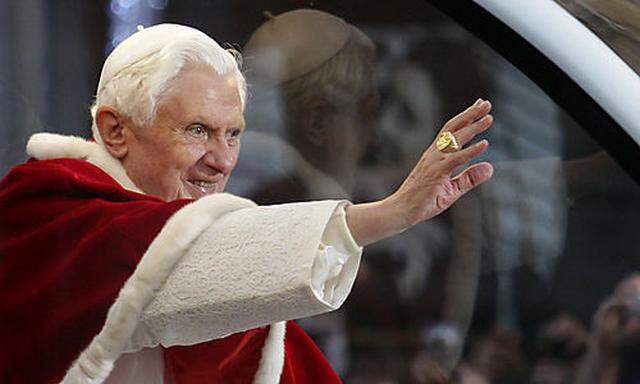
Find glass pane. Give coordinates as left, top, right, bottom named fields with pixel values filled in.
left=231, top=2, right=640, bottom=383
left=554, top=0, right=640, bottom=76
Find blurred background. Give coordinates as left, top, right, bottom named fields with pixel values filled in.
left=2, top=0, right=640, bottom=383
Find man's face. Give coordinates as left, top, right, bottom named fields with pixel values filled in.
left=122, top=65, right=244, bottom=200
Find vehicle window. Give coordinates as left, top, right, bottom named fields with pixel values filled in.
left=232, top=2, right=640, bottom=382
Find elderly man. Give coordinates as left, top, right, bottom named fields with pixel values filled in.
left=0, top=23, right=493, bottom=384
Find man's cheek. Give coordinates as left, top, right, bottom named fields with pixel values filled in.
left=183, top=142, right=207, bottom=159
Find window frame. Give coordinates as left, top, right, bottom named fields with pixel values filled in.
left=427, top=0, right=640, bottom=183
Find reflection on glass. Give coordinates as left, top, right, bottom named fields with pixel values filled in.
left=240, top=10, right=379, bottom=376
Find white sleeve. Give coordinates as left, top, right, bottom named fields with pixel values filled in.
left=311, top=202, right=361, bottom=305
left=127, top=200, right=362, bottom=351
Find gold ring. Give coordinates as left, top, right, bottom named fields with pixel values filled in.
left=436, top=131, right=460, bottom=153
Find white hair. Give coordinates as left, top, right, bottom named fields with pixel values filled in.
left=90, top=24, right=246, bottom=143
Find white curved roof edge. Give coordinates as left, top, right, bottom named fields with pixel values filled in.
left=474, top=0, right=640, bottom=146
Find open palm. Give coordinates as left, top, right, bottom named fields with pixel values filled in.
left=391, top=99, right=494, bottom=228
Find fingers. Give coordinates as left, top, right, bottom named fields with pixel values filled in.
left=444, top=99, right=492, bottom=133
left=456, top=114, right=493, bottom=147
left=443, top=139, right=489, bottom=172
left=450, top=162, right=494, bottom=195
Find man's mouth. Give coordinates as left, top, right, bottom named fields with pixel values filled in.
left=190, top=180, right=216, bottom=189
left=186, top=178, right=220, bottom=196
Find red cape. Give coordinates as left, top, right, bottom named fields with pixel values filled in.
left=0, top=158, right=341, bottom=383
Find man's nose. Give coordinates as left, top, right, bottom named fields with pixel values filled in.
left=202, top=137, right=234, bottom=173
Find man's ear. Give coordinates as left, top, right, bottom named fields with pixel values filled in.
left=95, top=106, right=128, bottom=159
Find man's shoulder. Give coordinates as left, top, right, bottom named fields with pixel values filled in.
left=0, top=158, right=139, bottom=202
left=12, top=157, right=107, bottom=176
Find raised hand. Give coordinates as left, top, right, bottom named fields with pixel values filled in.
left=346, top=99, right=494, bottom=246
left=391, top=98, right=494, bottom=228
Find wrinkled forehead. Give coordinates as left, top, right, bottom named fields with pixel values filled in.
left=159, top=66, right=244, bottom=126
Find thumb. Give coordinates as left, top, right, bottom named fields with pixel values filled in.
left=450, top=162, right=494, bottom=196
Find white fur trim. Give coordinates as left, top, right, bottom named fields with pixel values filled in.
left=26, top=133, right=143, bottom=193
left=27, top=133, right=94, bottom=160
left=61, top=193, right=257, bottom=383
left=253, top=321, right=287, bottom=384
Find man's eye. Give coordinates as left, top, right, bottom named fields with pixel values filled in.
left=187, top=125, right=207, bottom=138
left=226, top=128, right=242, bottom=144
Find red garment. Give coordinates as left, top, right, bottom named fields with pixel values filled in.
left=0, top=158, right=341, bottom=383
